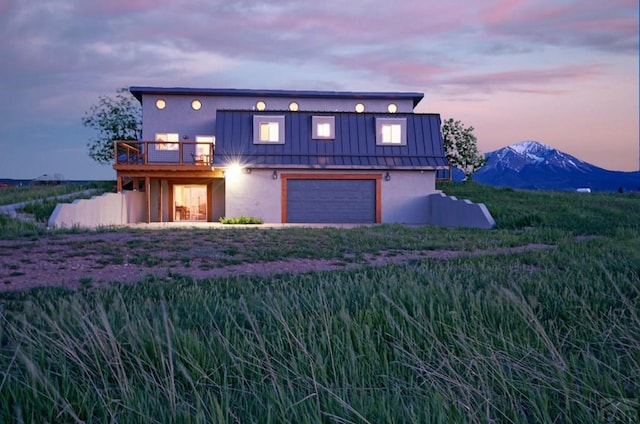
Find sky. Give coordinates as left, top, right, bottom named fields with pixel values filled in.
left=0, top=0, right=638, bottom=180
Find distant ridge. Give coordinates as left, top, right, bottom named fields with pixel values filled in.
left=455, top=141, right=640, bottom=192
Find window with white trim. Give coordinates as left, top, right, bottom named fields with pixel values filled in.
left=155, top=133, right=179, bottom=150
left=312, top=116, right=335, bottom=139
left=253, top=115, right=285, bottom=144
left=376, top=118, right=407, bottom=145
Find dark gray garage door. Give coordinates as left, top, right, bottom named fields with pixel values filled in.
left=286, top=179, right=376, bottom=223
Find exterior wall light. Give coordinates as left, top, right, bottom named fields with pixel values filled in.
left=272, top=170, right=278, bottom=180
left=384, top=172, right=391, bottom=181
left=244, top=168, right=252, bottom=174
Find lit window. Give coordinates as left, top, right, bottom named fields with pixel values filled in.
left=355, top=103, right=365, bottom=113
left=155, top=99, right=166, bottom=110
left=253, top=115, right=285, bottom=144
left=155, top=133, right=179, bottom=150
left=387, top=103, right=398, bottom=113
left=256, top=100, right=266, bottom=111
left=191, top=99, right=202, bottom=110
left=382, top=124, right=402, bottom=143
left=260, top=122, right=279, bottom=142
left=376, top=118, right=406, bottom=146
left=289, top=101, right=299, bottom=111
left=317, top=123, right=331, bottom=137
left=312, top=116, right=335, bottom=139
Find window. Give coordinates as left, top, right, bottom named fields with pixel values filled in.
left=253, top=115, right=285, bottom=144
left=312, top=116, right=335, bottom=139
left=195, top=135, right=215, bottom=157
left=376, top=118, right=406, bottom=145
left=260, top=122, right=279, bottom=141
left=155, top=133, right=179, bottom=150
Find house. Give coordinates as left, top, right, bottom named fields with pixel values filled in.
left=113, top=86, right=454, bottom=225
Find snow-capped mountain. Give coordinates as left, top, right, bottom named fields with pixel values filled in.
left=466, top=141, right=640, bottom=192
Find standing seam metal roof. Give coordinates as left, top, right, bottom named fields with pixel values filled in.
left=214, top=110, right=448, bottom=169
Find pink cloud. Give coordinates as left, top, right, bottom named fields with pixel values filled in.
left=479, top=0, right=638, bottom=52
left=440, top=64, right=604, bottom=94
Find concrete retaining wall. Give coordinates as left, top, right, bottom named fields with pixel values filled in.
left=48, top=191, right=145, bottom=229
left=426, top=192, right=495, bottom=229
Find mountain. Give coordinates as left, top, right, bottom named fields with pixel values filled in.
left=465, top=141, right=640, bottom=192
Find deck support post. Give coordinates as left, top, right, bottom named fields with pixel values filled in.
left=145, top=177, right=151, bottom=223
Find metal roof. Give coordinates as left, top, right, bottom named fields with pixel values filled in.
left=129, top=86, right=425, bottom=108
left=214, top=110, right=448, bottom=169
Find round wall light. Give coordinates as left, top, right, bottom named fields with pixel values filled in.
left=387, top=103, right=398, bottom=113
left=256, top=100, right=266, bottom=111
left=355, top=103, right=365, bottom=113
left=191, top=99, right=202, bottom=110
left=155, top=99, right=166, bottom=110
left=289, top=101, right=299, bottom=111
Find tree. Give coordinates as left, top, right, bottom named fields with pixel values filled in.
left=441, top=118, right=486, bottom=180
left=82, top=88, right=142, bottom=164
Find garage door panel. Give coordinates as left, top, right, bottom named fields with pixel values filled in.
left=287, top=179, right=375, bottom=223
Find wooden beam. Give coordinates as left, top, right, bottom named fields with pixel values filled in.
left=116, top=176, right=122, bottom=193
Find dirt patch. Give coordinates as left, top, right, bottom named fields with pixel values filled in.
left=0, top=231, right=555, bottom=293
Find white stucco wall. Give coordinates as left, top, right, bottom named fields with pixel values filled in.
left=381, top=171, right=438, bottom=224
left=48, top=191, right=145, bottom=229
left=224, top=169, right=282, bottom=222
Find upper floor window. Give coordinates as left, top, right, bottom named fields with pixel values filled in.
left=253, top=115, right=285, bottom=144
left=155, top=133, right=179, bottom=150
left=376, top=118, right=407, bottom=146
left=312, top=116, right=335, bottom=139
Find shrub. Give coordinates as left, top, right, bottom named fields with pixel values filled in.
left=219, top=216, right=264, bottom=225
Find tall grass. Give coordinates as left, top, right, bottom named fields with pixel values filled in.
left=0, top=181, right=113, bottom=206
left=1, top=183, right=639, bottom=422
left=1, top=238, right=638, bottom=422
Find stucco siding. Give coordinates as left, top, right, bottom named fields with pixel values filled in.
left=224, top=169, right=282, bottom=222
left=140, top=94, right=417, bottom=142
left=48, top=191, right=145, bottom=228
left=381, top=171, right=438, bottom=224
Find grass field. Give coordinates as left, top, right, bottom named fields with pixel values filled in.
left=0, top=183, right=638, bottom=423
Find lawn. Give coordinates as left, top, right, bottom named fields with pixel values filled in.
left=0, top=183, right=638, bottom=423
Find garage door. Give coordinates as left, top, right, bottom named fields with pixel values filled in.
left=286, top=179, right=376, bottom=223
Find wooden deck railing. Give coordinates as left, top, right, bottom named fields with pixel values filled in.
left=115, top=141, right=215, bottom=166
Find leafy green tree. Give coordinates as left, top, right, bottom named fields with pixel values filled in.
left=82, top=88, right=141, bottom=164
left=441, top=118, right=486, bottom=180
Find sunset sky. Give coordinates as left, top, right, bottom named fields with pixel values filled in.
left=0, top=0, right=638, bottom=180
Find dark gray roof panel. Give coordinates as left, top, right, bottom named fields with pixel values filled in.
left=215, top=111, right=448, bottom=169
left=130, top=86, right=424, bottom=107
